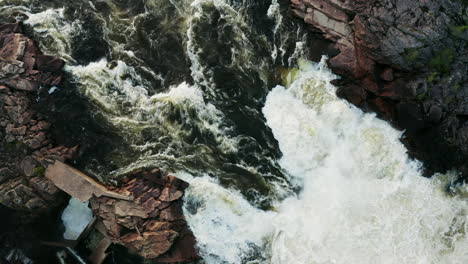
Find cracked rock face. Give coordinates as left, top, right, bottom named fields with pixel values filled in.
left=291, top=0, right=468, bottom=179
left=91, top=169, right=199, bottom=263
left=0, top=23, right=77, bottom=214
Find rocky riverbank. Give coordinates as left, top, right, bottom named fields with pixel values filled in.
left=291, top=0, right=468, bottom=181
left=0, top=22, right=198, bottom=263
left=0, top=22, right=77, bottom=214
left=0, top=21, right=79, bottom=263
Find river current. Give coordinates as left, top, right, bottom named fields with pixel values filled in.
left=1, top=0, right=467, bottom=263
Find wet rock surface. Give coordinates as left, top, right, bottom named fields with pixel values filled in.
left=0, top=22, right=198, bottom=264
left=291, top=0, right=468, bottom=180
left=91, top=169, right=199, bottom=263
left=0, top=22, right=82, bottom=263
left=0, top=22, right=77, bottom=213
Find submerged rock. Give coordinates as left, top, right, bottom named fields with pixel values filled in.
left=91, top=169, right=199, bottom=263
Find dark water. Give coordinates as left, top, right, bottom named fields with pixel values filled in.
left=2, top=1, right=468, bottom=264
left=0, top=0, right=317, bottom=205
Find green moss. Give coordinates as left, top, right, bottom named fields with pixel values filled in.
left=429, top=48, right=455, bottom=73
left=416, top=93, right=427, bottom=101
left=404, top=48, right=420, bottom=63
left=451, top=25, right=468, bottom=33
left=4, top=141, right=28, bottom=152
left=444, top=95, right=455, bottom=105
left=33, top=166, right=46, bottom=177
left=427, top=71, right=438, bottom=82
left=449, top=25, right=468, bottom=40
left=5, top=142, right=16, bottom=152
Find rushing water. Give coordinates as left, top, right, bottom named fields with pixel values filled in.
left=1, top=0, right=467, bottom=263
left=180, top=59, right=468, bottom=263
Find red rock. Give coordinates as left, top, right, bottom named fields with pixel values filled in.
left=91, top=170, right=199, bottom=262
left=0, top=23, right=73, bottom=217
left=0, top=23, right=22, bottom=34
left=114, top=200, right=148, bottom=218
left=380, top=68, right=394, bottom=82
left=360, top=76, right=379, bottom=95
left=30, top=121, right=50, bottom=132
left=24, top=38, right=39, bottom=54
left=35, top=55, right=64, bottom=73
left=22, top=54, right=36, bottom=71
left=303, top=0, right=350, bottom=22
left=155, top=232, right=199, bottom=263
left=49, top=75, right=62, bottom=86
left=5, top=105, right=22, bottom=123
left=144, top=221, right=172, bottom=232
left=335, top=82, right=366, bottom=106
left=9, top=96, right=29, bottom=109
left=0, top=85, right=9, bottom=93
left=0, top=33, right=26, bottom=60
left=291, top=0, right=306, bottom=10
left=1, top=95, right=14, bottom=105
left=18, top=111, right=33, bottom=126
left=159, top=202, right=185, bottom=222
left=120, top=230, right=179, bottom=259
left=328, top=47, right=359, bottom=78
left=159, top=187, right=183, bottom=202
left=369, top=97, right=396, bottom=120
left=135, top=187, right=161, bottom=204
left=141, top=197, right=161, bottom=213
left=29, top=132, right=47, bottom=149
left=11, top=125, right=27, bottom=136
left=4, top=78, right=38, bottom=91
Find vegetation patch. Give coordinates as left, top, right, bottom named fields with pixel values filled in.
left=450, top=25, right=468, bottom=38
left=403, top=47, right=420, bottom=63
left=429, top=48, right=454, bottom=73
left=5, top=141, right=28, bottom=153
left=427, top=71, right=438, bottom=83
left=33, top=166, right=46, bottom=177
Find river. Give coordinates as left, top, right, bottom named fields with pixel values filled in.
left=1, top=0, right=466, bottom=263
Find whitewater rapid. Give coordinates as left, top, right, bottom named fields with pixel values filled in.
left=181, top=59, right=468, bottom=264
left=4, top=1, right=467, bottom=263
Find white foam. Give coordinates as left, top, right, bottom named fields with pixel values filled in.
left=61, top=198, right=93, bottom=240
left=184, top=58, right=468, bottom=264
left=179, top=172, right=274, bottom=263
left=66, top=59, right=241, bottom=174
left=24, top=8, right=79, bottom=62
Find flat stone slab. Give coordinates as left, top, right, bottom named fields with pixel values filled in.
left=45, top=161, right=132, bottom=202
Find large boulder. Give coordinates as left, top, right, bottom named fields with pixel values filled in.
left=91, top=169, right=200, bottom=263
left=291, top=0, right=468, bottom=179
